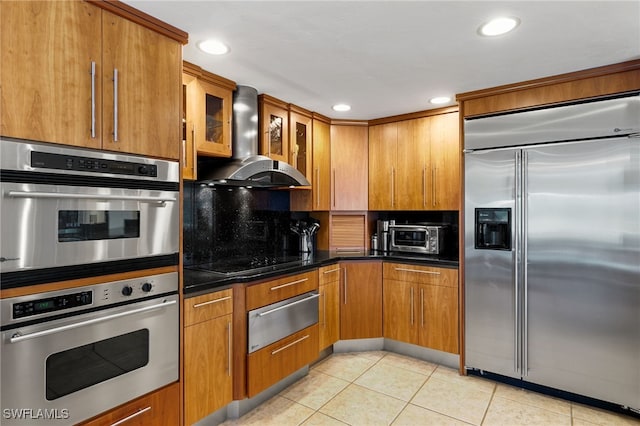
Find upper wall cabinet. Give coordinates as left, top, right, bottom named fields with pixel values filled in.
left=369, top=110, right=460, bottom=211
left=331, top=123, right=369, bottom=211
left=1, top=1, right=186, bottom=160
left=289, top=105, right=313, bottom=184
left=259, top=94, right=290, bottom=163
left=182, top=62, right=236, bottom=179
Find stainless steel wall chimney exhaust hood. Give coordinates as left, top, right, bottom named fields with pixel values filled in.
left=197, top=86, right=311, bottom=187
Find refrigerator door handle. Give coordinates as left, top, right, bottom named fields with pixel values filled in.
left=522, top=150, right=529, bottom=377
left=514, top=150, right=522, bottom=375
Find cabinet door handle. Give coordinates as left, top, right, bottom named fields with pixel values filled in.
left=420, top=288, right=425, bottom=327
left=192, top=296, right=231, bottom=308
left=90, top=61, right=96, bottom=139
left=270, top=277, right=308, bottom=291
left=321, top=290, right=326, bottom=327
left=271, top=334, right=309, bottom=355
left=332, top=169, right=336, bottom=208
left=422, top=166, right=427, bottom=208
left=432, top=167, right=436, bottom=207
left=182, top=140, right=187, bottom=168
left=113, top=68, right=119, bottom=142
left=343, top=267, right=348, bottom=304
left=315, top=168, right=320, bottom=208
left=394, top=267, right=440, bottom=275
left=227, top=321, right=232, bottom=376
left=391, top=167, right=396, bottom=208
left=410, top=287, right=414, bottom=326
left=110, top=407, right=151, bottom=426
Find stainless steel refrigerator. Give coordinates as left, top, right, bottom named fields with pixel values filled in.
left=464, top=93, right=640, bottom=410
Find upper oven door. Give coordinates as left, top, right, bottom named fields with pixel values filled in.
left=0, top=294, right=179, bottom=425
left=0, top=181, right=179, bottom=274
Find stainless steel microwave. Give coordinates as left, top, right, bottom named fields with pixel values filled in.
left=389, top=224, right=446, bottom=254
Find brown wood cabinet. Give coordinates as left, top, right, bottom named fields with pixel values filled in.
left=289, top=105, right=313, bottom=184
left=319, top=264, right=341, bottom=350
left=383, top=262, right=459, bottom=354
left=247, top=324, right=319, bottom=397
left=312, top=115, right=332, bottom=210
left=340, top=261, right=383, bottom=339
left=245, top=270, right=318, bottom=311
left=429, top=112, right=460, bottom=210
left=183, top=289, right=233, bottom=425
left=78, top=382, right=179, bottom=426
left=182, top=62, right=236, bottom=179
left=1, top=1, right=184, bottom=159
left=330, top=123, right=369, bottom=211
left=259, top=95, right=290, bottom=163
left=368, top=111, right=459, bottom=211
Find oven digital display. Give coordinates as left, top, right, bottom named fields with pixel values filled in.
left=58, top=210, right=140, bottom=242
left=12, top=291, right=92, bottom=319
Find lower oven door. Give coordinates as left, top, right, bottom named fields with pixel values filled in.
left=0, top=294, right=179, bottom=425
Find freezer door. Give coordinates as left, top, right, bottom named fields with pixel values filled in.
left=465, top=149, right=521, bottom=378
left=524, top=138, right=640, bottom=409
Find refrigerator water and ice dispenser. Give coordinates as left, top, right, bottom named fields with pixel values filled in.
left=475, top=208, right=511, bottom=250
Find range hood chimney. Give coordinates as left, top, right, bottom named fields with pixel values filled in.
left=197, top=86, right=311, bottom=187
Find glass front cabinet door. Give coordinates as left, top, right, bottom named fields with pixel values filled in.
left=259, top=95, right=289, bottom=163
left=183, top=62, right=236, bottom=166
left=289, top=106, right=313, bottom=185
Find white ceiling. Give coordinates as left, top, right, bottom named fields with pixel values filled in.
left=124, top=1, right=640, bottom=120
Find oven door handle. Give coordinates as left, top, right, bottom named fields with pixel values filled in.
left=8, top=299, right=177, bottom=344
left=7, top=191, right=177, bottom=203
left=257, top=293, right=320, bottom=317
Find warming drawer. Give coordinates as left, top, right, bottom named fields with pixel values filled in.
left=247, top=291, right=319, bottom=353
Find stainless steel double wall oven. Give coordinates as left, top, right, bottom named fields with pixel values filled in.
left=0, top=138, right=180, bottom=425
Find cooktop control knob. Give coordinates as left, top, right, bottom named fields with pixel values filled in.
left=138, top=165, right=148, bottom=175
left=121, top=286, right=133, bottom=296
left=141, top=283, right=153, bottom=293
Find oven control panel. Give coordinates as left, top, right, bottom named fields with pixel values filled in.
left=12, top=291, right=92, bottom=320
left=1, top=272, right=178, bottom=327
left=31, top=151, right=158, bottom=177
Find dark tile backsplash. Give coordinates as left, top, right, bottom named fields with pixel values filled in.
left=183, top=182, right=308, bottom=266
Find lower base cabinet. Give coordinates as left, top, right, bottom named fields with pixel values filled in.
left=77, top=382, right=179, bottom=426
left=247, top=324, right=319, bottom=397
left=319, top=265, right=341, bottom=350
left=183, top=289, right=234, bottom=425
left=340, top=261, right=383, bottom=339
left=383, top=263, right=459, bottom=354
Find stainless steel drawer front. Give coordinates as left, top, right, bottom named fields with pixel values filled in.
left=248, top=291, right=319, bottom=353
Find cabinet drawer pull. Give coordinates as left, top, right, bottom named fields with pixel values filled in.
left=323, top=267, right=340, bottom=274
left=110, top=406, right=151, bottom=426
left=258, top=293, right=320, bottom=317
left=271, top=334, right=309, bottom=355
left=270, top=278, right=308, bottom=291
left=394, top=267, right=440, bottom=275
left=193, top=296, right=231, bottom=308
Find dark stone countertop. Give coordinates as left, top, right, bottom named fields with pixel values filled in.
left=183, top=250, right=459, bottom=298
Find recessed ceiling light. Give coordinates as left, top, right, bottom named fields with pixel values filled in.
left=198, top=39, right=229, bottom=55
left=478, top=17, right=520, bottom=37
left=430, top=96, right=452, bottom=105
left=332, top=104, right=351, bottom=112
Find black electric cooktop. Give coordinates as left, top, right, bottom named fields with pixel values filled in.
left=188, top=254, right=310, bottom=276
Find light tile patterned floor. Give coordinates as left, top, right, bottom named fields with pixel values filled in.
left=222, top=351, right=640, bottom=426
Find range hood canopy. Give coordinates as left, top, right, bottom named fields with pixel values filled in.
left=197, top=85, right=311, bottom=187
left=197, top=155, right=310, bottom=187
